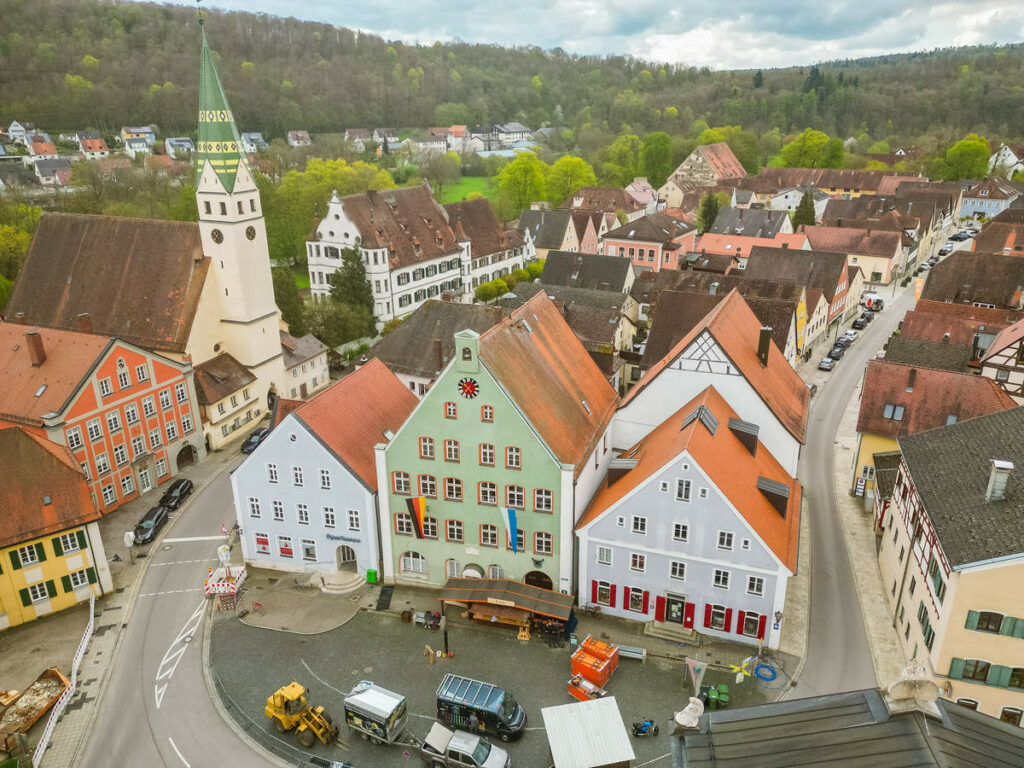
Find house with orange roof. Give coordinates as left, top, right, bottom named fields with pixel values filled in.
left=659, top=143, right=748, bottom=206
left=230, top=358, right=418, bottom=585
left=376, top=292, right=618, bottom=592
left=577, top=387, right=800, bottom=648
left=616, top=289, right=809, bottom=476
left=691, top=231, right=809, bottom=270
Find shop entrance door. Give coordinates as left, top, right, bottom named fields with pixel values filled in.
left=665, top=594, right=687, bottom=624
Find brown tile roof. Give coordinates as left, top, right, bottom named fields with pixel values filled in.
left=856, top=360, right=1016, bottom=440
left=560, top=186, right=641, bottom=213
left=604, top=212, right=693, bottom=243
left=697, top=143, right=747, bottom=180
left=882, top=336, right=973, bottom=372
left=5, top=213, right=209, bottom=354
left=279, top=330, right=328, bottom=369
left=0, top=323, right=113, bottom=427
left=965, top=178, right=1019, bottom=201
left=272, top=398, right=303, bottom=428
left=542, top=251, right=633, bottom=292
left=624, top=289, right=809, bottom=442
left=193, top=353, right=256, bottom=405
left=578, top=387, right=800, bottom=572
left=899, top=302, right=1020, bottom=352
left=919, top=251, right=1024, bottom=308
left=0, top=426, right=99, bottom=549
left=745, top=246, right=847, bottom=304
left=293, top=358, right=417, bottom=490
left=480, top=292, right=618, bottom=475
left=725, top=169, right=821, bottom=196
left=146, top=154, right=174, bottom=170
left=971, top=219, right=1024, bottom=255
left=980, top=316, right=1024, bottom=364
left=689, top=252, right=736, bottom=273
left=561, top=303, right=620, bottom=347
left=339, top=186, right=461, bottom=270
left=815, top=168, right=917, bottom=192
left=443, top=198, right=525, bottom=258
left=657, top=271, right=805, bottom=305
left=800, top=225, right=901, bottom=259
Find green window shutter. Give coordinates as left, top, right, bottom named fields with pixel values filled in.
left=45, top=580, right=57, bottom=599
left=9, top=550, right=22, bottom=571
left=86, top=567, right=97, bottom=585
left=965, top=610, right=979, bottom=630
left=76, top=530, right=87, bottom=550
left=19, top=588, right=31, bottom=607
left=988, top=665, right=1011, bottom=688
left=949, top=658, right=965, bottom=680
left=1013, top=618, right=1024, bottom=639
left=35, top=542, right=47, bottom=563
left=999, top=618, right=1015, bottom=636
left=52, top=537, right=63, bottom=557
left=61, top=575, right=72, bottom=593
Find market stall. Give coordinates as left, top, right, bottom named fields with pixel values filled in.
left=439, top=578, right=574, bottom=638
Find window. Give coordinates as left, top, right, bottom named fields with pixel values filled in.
left=713, top=569, right=730, bottom=589
left=535, top=532, right=553, bottom=555
left=348, top=510, right=360, bottom=530
left=908, top=577, right=916, bottom=596
left=148, top=429, right=162, bottom=449
left=927, top=554, right=947, bottom=603
left=1010, top=668, right=1024, bottom=690
left=444, top=402, right=457, bottom=419
left=28, top=583, right=49, bottom=603
left=741, top=539, right=751, bottom=550
left=248, top=497, right=261, bottom=518
left=166, top=422, right=178, bottom=442
left=323, top=507, right=336, bottom=528
left=480, top=524, right=498, bottom=547
left=278, top=536, right=293, bottom=557
left=506, top=485, right=525, bottom=509
left=742, top=612, right=762, bottom=637
left=230, top=395, right=238, bottom=408
left=534, top=488, right=553, bottom=512
left=400, top=551, right=427, bottom=574
left=444, top=440, right=460, bottom=462
left=292, top=466, right=304, bottom=487
left=113, top=444, right=128, bottom=466
left=58, top=532, right=81, bottom=554
left=710, top=604, right=727, bottom=631
left=673, top=523, right=689, bottom=542
left=143, top=397, right=156, bottom=418
left=267, top=463, right=278, bottom=483
left=125, top=404, right=139, bottom=425
left=597, top=581, right=612, bottom=606
left=418, top=475, right=436, bottom=497
left=159, top=390, right=173, bottom=410
left=393, top=471, right=411, bottom=494
left=69, top=569, right=89, bottom=589
left=395, top=513, right=414, bottom=536
left=479, top=482, right=496, bottom=505
left=446, top=519, right=464, bottom=543
left=95, top=452, right=110, bottom=475
left=1001, top=708, right=1023, bottom=727
left=102, top=484, right=117, bottom=505
left=996, top=368, right=1010, bottom=382
left=597, top=546, right=612, bottom=565
left=320, top=469, right=331, bottom=490
left=86, top=419, right=103, bottom=442
left=181, top=413, right=193, bottom=434
left=481, top=405, right=494, bottom=422
left=156, top=458, right=168, bottom=477
left=883, top=404, right=905, bottom=421
left=419, top=437, right=435, bottom=459
left=66, top=427, right=83, bottom=450
left=135, top=364, right=149, bottom=383
left=962, top=659, right=991, bottom=682
left=670, top=561, right=686, bottom=580
left=632, top=516, right=647, bottom=534
left=505, top=446, right=521, bottom=469
left=175, top=382, right=188, bottom=403
left=17, top=544, right=40, bottom=566
left=717, top=531, right=734, bottom=550
left=480, top=443, right=495, bottom=466
left=444, top=477, right=463, bottom=501
left=302, top=539, right=316, bottom=562
left=630, top=552, right=646, bottom=572
left=272, top=501, right=284, bottom=521
left=421, top=517, right=438, bottom=539
left=488, top=565, right=504, bottom=579
left=297, top=504, right=309, bottom=525
left=628, top=589, right=645, bottom=612
left=99, top=378, right=113, bottom=397
left=508, top=528, right=525, bottom=552
left=699, top=488, right=708, bottom=499
left=254, top=532, right=270, bottom=555
left=217, top=403, right=225, bottom=416
left=977, top=611, right=1004, bottom=633
left=747, top=576, right=764, bottom=596
left=676, top=479, right=692, bottom=501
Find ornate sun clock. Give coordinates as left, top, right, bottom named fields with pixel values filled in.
left=457, top=377, right=480, bottom=399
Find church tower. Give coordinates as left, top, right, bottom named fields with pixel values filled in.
left=192, top=30, right=284, bottom=399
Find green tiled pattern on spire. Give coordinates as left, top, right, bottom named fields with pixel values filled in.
left=197, top=31, right=246, bottom=192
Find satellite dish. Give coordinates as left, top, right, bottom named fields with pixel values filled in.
left=123, top=531, right=135, bottom=548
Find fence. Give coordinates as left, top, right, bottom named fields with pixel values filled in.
left=31, top=593, right=95, bottom=767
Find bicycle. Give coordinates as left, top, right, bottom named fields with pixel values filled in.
left=579, top=603, right=602, bottom=617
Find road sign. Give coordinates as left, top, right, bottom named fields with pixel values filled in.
left=220, top=524, right=229, bottom=534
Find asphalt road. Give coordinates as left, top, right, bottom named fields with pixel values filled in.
left=77, top=456, right=275, bottom=768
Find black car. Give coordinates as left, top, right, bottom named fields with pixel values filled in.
left=834, top=336, right=852, bottom=348
left=829, top=345, right=846, bottom=360
left=241, top=427, right=270, bottom=454
left=133, top=505, right=169, bottom=545
left=852, top=317, right=868, bottom=330
left=159, top=478, right=194, bottom=510
left=950, top=232, right=970, bottom=242
left=859, top=312, right=873, bottom=323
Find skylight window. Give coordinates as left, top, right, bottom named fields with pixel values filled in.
left=34, top=385, right=47, bottom=397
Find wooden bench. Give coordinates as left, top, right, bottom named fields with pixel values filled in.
left=612, top=643, right=647, bottom=663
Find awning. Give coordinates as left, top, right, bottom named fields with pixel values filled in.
left=439, top=577, right=574, bottom=620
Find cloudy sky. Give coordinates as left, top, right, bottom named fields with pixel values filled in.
left=177, top=1, right=1024, bottom=69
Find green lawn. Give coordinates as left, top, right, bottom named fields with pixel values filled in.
left=292, top=263, right=310, bottom=291
left=441, top=176, right=495, bottom=203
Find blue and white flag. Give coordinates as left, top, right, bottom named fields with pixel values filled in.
left=503, top=507, right=518, bottom=553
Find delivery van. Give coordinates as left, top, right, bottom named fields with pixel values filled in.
left=435, top=674, right=526, bottom=742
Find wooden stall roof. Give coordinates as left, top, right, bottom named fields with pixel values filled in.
left=440, top=578, right=574, bottom=620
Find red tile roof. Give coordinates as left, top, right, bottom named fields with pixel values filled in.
left=30, top=141, right=56, bottom=156
left=292, top=358, right=418, bottom=491
left=697, top=143, right=747, bottom=180
left=480, top=292, right=618, bottom=476
left=695, top=232, right=808, bottom=257
left=81, top=138, right=108, bottom=153
left=0, top=426, right=99, bottom=549
left=578, top=387, right=800, bottom=572
left=857, top=360, right=1016, bottom=439
left=272, top=398, right=303, bottom=428
left=800, top=225, right=902, bottom=258
left=561, top=187, right=641, bottom=213
left=623, top=289, right=809, bottom=442
left=443, top=198, right=525, bottom=258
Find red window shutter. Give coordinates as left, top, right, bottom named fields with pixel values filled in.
left=736, top=610, right=746, bottom=635
left=609, top=584, right=617, bottom=608
left=684, top=603, right=695, bottom=628
left=655, top=596, right=666, bottom=622
left=724, top=608, right=733, bottom=633
left=757, top=615, right=768, bottom=640
left=642, top=591, right=650, bottom=614
left=623, top=587, right=631, bottom=609
left=591, top=580, right=598, bottom=604
left=703, top=604, right=712, bottom=628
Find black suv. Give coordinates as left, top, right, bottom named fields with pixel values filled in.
left=133, top=506, right=169, bottom=545
left=159, top=478, right=194, bottom=510
left=241, top=427, right=270, bottom=454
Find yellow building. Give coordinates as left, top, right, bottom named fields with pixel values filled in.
left=0, top=427, right=112, bottom=631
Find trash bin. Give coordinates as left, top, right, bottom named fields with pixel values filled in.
left=401, top=610, right=413, bottom=623
left=366, top=569, right=378, bottom=584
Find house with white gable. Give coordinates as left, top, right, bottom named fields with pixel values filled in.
left=577, top=386, right=800, bottom=649
left=616, top=289, right=809, bottom=477
left=232, top=359, right=418, bottom=587
left=6, top=121, right=34, bottom=145
left=988, top=143, right=1024, bottom=179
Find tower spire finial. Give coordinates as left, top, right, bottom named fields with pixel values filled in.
left=196, top=0, right=204, bottom=27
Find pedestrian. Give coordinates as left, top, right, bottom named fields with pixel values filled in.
left=469, top=712, right=479, bottom=732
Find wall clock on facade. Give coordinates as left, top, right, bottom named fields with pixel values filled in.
left=246, top=225, right=257, bottom=241
left=457, top=377, right=480, bottom=399
left=210, top=228, right=224, bottom=244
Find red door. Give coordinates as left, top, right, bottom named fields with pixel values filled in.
left=684, top=602, right=695, bottom=628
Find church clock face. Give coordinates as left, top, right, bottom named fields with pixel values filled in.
left=246, top=225, right=256, bottom=241
left=210, top=228, right=224, bottom=244
left=457, top=377, right=480, bottom=399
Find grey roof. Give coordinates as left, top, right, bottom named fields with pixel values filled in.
left=774, top=184, right=831, bottom=201
left=279, top=330, right=328, bottom=369
left=500, top=282, right=627, bottom=313
left=34, top=159, right=71, bottom=176
left=898, top=406, right=1024, bottom=567
left=920, top=251, right=1024, bottom=308
left=883, top=336, right=972, bottom=372
left=541, top=251, right=632, bottom=292
left=745, top=246, right=848, bottom=304
left=603, top=212, right=692, bottom=243
left=709, top=207, right=791, bottom=237
left=873, top=451, right=902, bottom=501
left=516, top=209, right=573, bottom=250
left=677, top=687, right=1024, bottom=767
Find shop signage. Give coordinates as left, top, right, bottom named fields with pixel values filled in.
left=486, top=597, right=516, bottom=607
left=326, top=533, right=360, bottom=543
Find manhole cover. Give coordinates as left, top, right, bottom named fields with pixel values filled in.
left=349, top=595, right=360, bottom=603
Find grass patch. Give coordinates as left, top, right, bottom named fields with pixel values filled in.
left=441, top=176, right=495, bottom=203
left=292, top=263, right=310, bottom=291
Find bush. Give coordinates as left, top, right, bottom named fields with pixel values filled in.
left=475, top=282, right=498, bottom=302
left=526, top=260, right=544, bottom=280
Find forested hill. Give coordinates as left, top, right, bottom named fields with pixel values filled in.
left=2, top=0, right=1024, bottom=142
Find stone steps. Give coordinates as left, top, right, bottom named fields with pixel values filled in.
left=643, top=619, right=697, bottom=644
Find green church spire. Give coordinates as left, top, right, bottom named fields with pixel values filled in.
left=197, top=30, right=246, bottom=192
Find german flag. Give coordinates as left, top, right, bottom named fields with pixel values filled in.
left=406, top=496, right=427, bottom=539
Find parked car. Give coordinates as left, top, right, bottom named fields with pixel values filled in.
left=950, top=232, right=970, bottom=242
left=859, top=311, right=874, bottom=323
left=240, top=427, right=270, bottom=454
left=829, top=345, right=846, bottom=360
left=966, top=226, right=980, bottom=235
left=843, top=330, right=859, bottom=342
left=159, top=478, right=194, bottom=509
left=420, top=723, right=510, bottom=768
left=926, top=256, right=939, bottom=266
left=133, top=505, right=169, bottom=545
left=818, top=357, right=836, bottom=371
left=938, top=242, right=955, bottom=255
left=852, top=317, right=868, bottom=330
left=834, top=336, right=852, bottom=348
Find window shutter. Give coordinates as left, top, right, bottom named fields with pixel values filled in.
left=724, top=608, right=733, bottom=633
left=35, top=542, right=47, bottom=563
left=10, top=550, right=21, bottom=571
left=655, top=596, right=666, bottom=623
left=19, top=588, right=31, bottom=607
left=52, top=537, right=64, bottom=557
left=609, top=584, right=616, bottom=608
left=642, top=591, right=649, bottom=614
left=623, top=587, right=631, bottom=609
left=684, top=602, right=695, bottom=628
left=61, top=575, right=73, bottom=593
left=964, top=610, right=979, bottom=630
left=736, top=610, right=746, bottom=635
left=757, top=615, right=768, bottom=640
left=948, top=658, right=965, bottom=680
left=989, top=665, right=1011, bottom=688
left=1013, top=618, right=1024, bottom=639
left=45, top=580, right=57, bottom=599
left=591, top=580, right=598, bottom=604
left=703, top=604, right=713, bottom=628
left=86, top=567, right=97, bottom=584
left=999, top=618, right=1015, bottom=637
left=77, top=530, right=87, bottom=550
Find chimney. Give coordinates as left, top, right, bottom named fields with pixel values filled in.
left=76, top=312, right=93, bottom=334
left=906, top=368, right=916, bottom=392
left=756, top=327, right=772, bottom=367
left=985, top=460, right=1013, bottom=502
left=26, top=331, right=46, bottom=366
left=434, top=338, right=444, bottom=375
left=14, top=312, right=26, bottom=325
left=709, top=281, right=718, bottom=296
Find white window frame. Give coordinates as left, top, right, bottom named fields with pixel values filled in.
left=320, top=469, right=331, bottom=490
left=143, top=397, right=156, bottom=418
left=135, top=364, right=149, bottom=383
left=254, top=532, right=271, bottom=555
left=670, top=561, right=686, bottom=580
left=676, top=479, right=692, bottom=502
left=267, top=463, right=278, bottom=483
left=301, top=539, right=316, bottom=562
left=596, top=546, right=612, bottom=565
left=28, top=582, right=49, bottom=603
left=272, top=500, right=284, bottom=521
left=347, top=509, right=360, bottom=531
left=59, top=532, right=81, bottom=553
left=534, top=531, right=553, bottom=555
left=632, top=516, right=647, bottom=534
left=102, top=484, right=117, bottom=505
left=292, top=466, right=303, bottom=487
left=717, top=531, right=734, bottom=550
left=86, top=419, right=103, bottom=442
left=159, top=390, right=173, bottom=410
left=713, top=569, right=730, bottom=590
left=69, top=569, right=89, bottom=589
left=297, top=504, right=309, bottom=525
left=673, top=523, right=688, bottom=542
left=125, top=404, right=139, bottom=425
left=117, top=370, right=131, bottom=389
left=446, top=519, right=464, bottom=543
left=630, top=552, right=646, bottom=572
left=747, top=575, right=764, bottom=596
left=175, top=382, right=188, bottom=403
left=248, top=497, right=261, bottom=518
left=67, top=426, right=83, bottom=450
left=17, top=544, right=39, bottom=566
left=323, top=507, right=336, bottom=528
left=99, top=378, right=113, bottom=397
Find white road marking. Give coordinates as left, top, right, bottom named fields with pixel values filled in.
left=154, top=600, right=205, bottom=708
left=139, top=589, right=205, bottom=597
left=300, top=659, right=349, bottom=697
left=168, top=736, right=191, bottom=767
left=149, top=559, right=216, bottom=567
left=635, top=755, right=671, bottom=766
left=163, top=536, right=226, bottom=543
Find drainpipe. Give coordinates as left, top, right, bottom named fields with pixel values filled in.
left=82, top=522, right=107, bottom=597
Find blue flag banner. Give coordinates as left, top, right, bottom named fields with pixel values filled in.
left=503, top=507, right=518, bottom=553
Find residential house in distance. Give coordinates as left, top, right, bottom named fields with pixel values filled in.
left=800, top=225, right=903, bottom=284
left=570, top=211, right=603, bottom=255
left=6, top=120, right=35, bottom=144
left=989, top=142, right=1024, bottom=179
left=287, top=130, right=312, bottom=147
left=517, top=208, right=578, bottom=259
left=27, top=137, right=57, bottom=163
left=602, top=212, right=696, bottom=273
left=0, top=426, right=114, bottom=630
left=280, top=331, right=330, bottom=400
left=768, top=186, right=830, bottom=221
left=880, top=408, right=1024, bottom=725
left=624, top=177, right=659, bottom=210
left=33, top=158, right=71, bottom=187
left=406, top=136, right=447, bottom=159
left=344, top=128, right=370, bottom=152
left=494, top=122, right=532, bottom=145
left=373, top=128, right=399, bottom=146
left=659, top=143, right=747, bottom=206
left=690, top=231, right=809, bottom=271
left=851, top=361, right=1015, bottom=500
left=124, top=137, right=151, bottom=159
left=961, top=179, right=1020, bottom=220
left=240, top=132, right=268, bottom=153
left=192, top=353, right=262, bottom=446
left=821, top=196, right=936, bottom=272
left=0, top=320, right=205, bottom=514
left=75, top=133, right=110, bottom=160
left=920, top=251, right=1024, bottom=309
left=376, top=292, right=618, bottom=593
left=120, top=126, right=155, bottom=147
left=232, top=359, right=418, bottom=586
left=560, top=186, right=650, bottom=224
left=541, top=251, right=635, bottom=294
left=971, top=208, right=1024, bottom=255
left=744, top=246, right=850, bottom=334
left=979, top=316, right=1024, bottom=403
left=443, top=197, right=530, bottom=290
left=709, top=208, right=794, bottom=238
left=577, top=387, right=800, bottom=648
left=900, top=300, right=1021, bottom=361
left=164, top=137, right=195, bottom=159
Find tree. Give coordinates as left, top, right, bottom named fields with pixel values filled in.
left=526, top=260, right=544, bottom=280
left=0, top=224, right=32, bottom=281
left=820, top=137, right=846, bottom=169
left=867, top=140, right=890, bottom=154
left=696, top=192, right=719, bottom=234
left=328, top=247, right=374, bottom=312
left=778, top=128, right=832, bottom=168
left=792, top=191, right=816, bottom=228
left=380, top=316, right=406, bottom=335
left=752, top=70, right=764, bottom=89
left=600, top=134, right=640, bottom=187
left=638, top=132, right=673, bottom=187
left=934, top=134, right=990, bottom=181
left=304, top=301, right=375, bottom=348
left=272, top=267, right=307, bottom=337
left=545, top=155, right=596, bottom=207
left=421, top=151, right=461, bottom=201
left=494, top=152, right=547, bottom=220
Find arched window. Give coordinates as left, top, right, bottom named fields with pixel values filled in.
left=399, top=551, right=426, bottom=574
left=488, top=564, right=504, bottom=579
